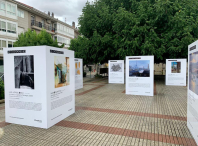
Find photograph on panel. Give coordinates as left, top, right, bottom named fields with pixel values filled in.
left=171, top=62, right=181, bottom=73
left=129, top=60, right=150, bottom=77
left=75, top=62, right=81, bottom=75
left=189, top=52, right=198, bottom=95
left=54, top=56, right=70, bottom=88
left=14, top=56, right=34, bottom=89
left=110, top=63, right=122, bottom=72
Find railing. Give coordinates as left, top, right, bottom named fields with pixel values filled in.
left=31, top=20, right=56, bottom=32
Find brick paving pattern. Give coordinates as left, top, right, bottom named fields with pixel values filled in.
left=0, top=77, right=196, bottom=146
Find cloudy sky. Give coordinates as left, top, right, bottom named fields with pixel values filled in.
left=17, top=0, right=93, bottom=27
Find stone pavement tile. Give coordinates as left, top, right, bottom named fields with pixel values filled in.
left=0, top=133, right=22, bottom=145
left=75, top=84, right=99, bottom=94
left=28, top=139, right=65, bottom=146
left=75, top=81, right=186, bottom=117
left=76, top=84, right=105, bottom=96
left=64, top=110, right=190, bottom=138
left=0, top=78, right=197, bottom=146
left=2, top=124, right=39, bottom=136
left=10, top=137, right=35, bottom=146
left=0, top=122, right=10, bottom=128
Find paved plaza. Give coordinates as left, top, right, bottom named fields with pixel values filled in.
left=0, top=76, right=196, bottom=146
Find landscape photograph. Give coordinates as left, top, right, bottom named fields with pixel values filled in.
left=129, top=60, right=150, bottom=77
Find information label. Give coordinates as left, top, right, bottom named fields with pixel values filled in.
left=75, top=58, right=83, bottom=90
left=4, top=46, right=75, bottom=129
left=166, top=59, right=186, bottom=86
left=108, top=60, right=124, bottom=84
left=125, top=56, right=154, bottom=96
left=188, top=40, right=198, bottom=145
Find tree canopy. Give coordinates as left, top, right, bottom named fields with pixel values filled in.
left=14, top=29, right=64, bottom=48
left=69, top=0, right=198, bottom=63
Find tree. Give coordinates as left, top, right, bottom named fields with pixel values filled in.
left=14, top=29, right=64, bottom=48
left=69, top=0, right=198, bottom=63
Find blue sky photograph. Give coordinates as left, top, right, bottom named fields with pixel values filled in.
left=129, top=60, right=150, bottom=69
left=171, top=62, right=177, bottom=66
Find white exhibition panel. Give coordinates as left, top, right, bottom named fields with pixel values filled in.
left=165, top=59, right=186, bottom=86
left=75, top=58, right=83, bottom=90
left=125, top=56, right=154, bottom=96
left=4, top=46, right=75, bottom=129
left=187, top=40, right=198, bottom=145
left=108, top=60, right=124, bottom=84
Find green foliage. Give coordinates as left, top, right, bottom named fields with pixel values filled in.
left=69, top=0, right=198, bottom=63
left=94, top=73, right=103, bottom=78
left=83, top=72, right=87, bottom=77
left=0, top=79, right=4, bottom=100
left=14, top=29, right=64, bottom=48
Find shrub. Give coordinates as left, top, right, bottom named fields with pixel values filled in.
left=94, top=73, right=103, bottom=78
left=0, top=79, right=4, bottom=100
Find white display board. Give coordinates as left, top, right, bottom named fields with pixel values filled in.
left=4, top=46, right=75, bottom=129
left=187, top=40, right=198, bottom=145
left=126, top=56, right=154, bottom=96
left=108, top=60, right=124, bottom=84
left=75, top=58, right=83, bottom=90
left=166, top=59, right=186, bottom=86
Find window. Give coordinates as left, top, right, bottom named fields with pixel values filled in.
left=0, top=20, right=6, bottom=32
left=8, top=41, right=13, bottom=48
left=54, top=24, right=57, bottom=31
left=31, top=15, right=35, bottom=25
left=0, top=40, right=6, bottom=50
left=7, top=3, right=16, bottom=16
left=18, top=9, right=24, bottom=18
left=7, top=22, right=16, bottom=34
left=0, top=1, right=5, bottom=13
left=58, top=36, right=62, bottom=43
left=41, top=19, right=45, bottom=28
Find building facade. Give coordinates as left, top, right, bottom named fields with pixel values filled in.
left=0, top=0, right=79, bottom=68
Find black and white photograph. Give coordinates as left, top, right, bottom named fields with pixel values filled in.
left=14, top=55, right=34, bottom=89
left=110, top=63, right=122, bottom=72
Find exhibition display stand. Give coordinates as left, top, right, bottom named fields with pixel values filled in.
left=75, top=58, right=83, bottom=90
left=108, top=60, right=124, bottom=84
left=187, top=40, right=198, bottom=145
left=165, top=59, right=187, bottom=86
left=125, top=56, right=154, bottom=96
left=3, top=46, right=75, bottom=129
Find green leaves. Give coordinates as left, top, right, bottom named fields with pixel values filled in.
left=70, top=0, right=198, bottom=63
left=0, top=79, right=4, bottom=100
left=14, top=29, right=64, bottom=48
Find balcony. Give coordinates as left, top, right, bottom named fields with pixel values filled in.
left=31, top=20, right=56, bottom=35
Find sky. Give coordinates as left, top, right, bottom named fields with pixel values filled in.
left=17, top=0, right=93, bottom=27
left=129, top=60, right=150, bottom=69
left=171, top=62, right=178, bottom=66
